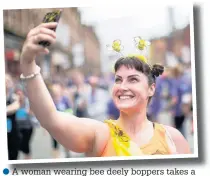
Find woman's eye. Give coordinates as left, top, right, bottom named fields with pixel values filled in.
left=130, top=78, right=138, bottom=83
left=115, top=78, right=121, bottom=83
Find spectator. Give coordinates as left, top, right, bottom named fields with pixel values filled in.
left=147, top=68, right=177, bottom=123
left=107, top=99, right=120, bottom=120
left=6, top=73, right=21, bottom=160
left=86, top=75, right=110, bottom=121
left=50, top=83, right=73, bottom=158
left=70, top=70, right=89, bottom=118
left=171, top=65, right=192, bottom=136
left=15, top=87, right=34, bottom=160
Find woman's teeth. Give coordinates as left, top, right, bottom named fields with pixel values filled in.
left=119, top=95, right=134, bottom=100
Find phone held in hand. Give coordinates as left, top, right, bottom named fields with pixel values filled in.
left=38, top=9, right=62, bottom=47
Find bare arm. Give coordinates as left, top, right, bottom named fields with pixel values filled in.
left=20, top=22, right=108, bottom=154
left=165, top=126, right=191, bottom=154
left=49, top=113, right=109, bottom=153
left=7, top=94, right=20, bottom=115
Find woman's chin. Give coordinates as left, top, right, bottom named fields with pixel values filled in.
left=117, top=104, right=135, bottom=111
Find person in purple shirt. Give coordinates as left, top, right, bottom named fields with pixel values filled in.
left=172, top=65, right=192, bottom=136
left=147, top=76, right=162, bottom=122
left=50, top=83, right=73, bottom=158
left=107, top=99, right=120, bottom=120
left=147, top=68, right=177, bottom=122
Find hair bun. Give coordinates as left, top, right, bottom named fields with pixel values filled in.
left=151, top=64, right=164, bottom=77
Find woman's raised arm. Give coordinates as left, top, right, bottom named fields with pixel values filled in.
left=20, top=22, right=109, bottom=155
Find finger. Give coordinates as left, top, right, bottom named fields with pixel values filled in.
left=26, top=43, right=49, bottom=54
left=39, top=22, right=58, bottom=29
left=27, top=22, right=57, bottom=38
left=32, top=33, right=56, bottom=45
left=28, top=27, right=56, bottom=39
left=39, top=27, right=56, bottom=38
left=27, top=27, right=40, bottom=38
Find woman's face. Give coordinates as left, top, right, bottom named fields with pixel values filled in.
left=112, top=65, right=155, bottom=112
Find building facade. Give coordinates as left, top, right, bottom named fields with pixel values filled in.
left=3, top=8, right=101, bottom=80
left=149, top=24, right=191, bottom=67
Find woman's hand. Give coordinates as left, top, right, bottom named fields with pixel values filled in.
left=20, top=22, right=57, bottom=73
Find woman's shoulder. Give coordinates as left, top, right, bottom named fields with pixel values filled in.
left=163, top=125, right=185, bottom=142
left=154, top=123, right=184, bottom=139
left=161, top=124, right=191, bottom=154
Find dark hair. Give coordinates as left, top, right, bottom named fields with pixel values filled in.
left=114, top=56, right=164, bottom=102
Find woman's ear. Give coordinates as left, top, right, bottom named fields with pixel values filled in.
left=148, top=83, right=156, bottom=97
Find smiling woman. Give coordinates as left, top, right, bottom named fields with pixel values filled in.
left=101, top=56, right=190, bottom=156
left=19, top=22, right=191, bottom=158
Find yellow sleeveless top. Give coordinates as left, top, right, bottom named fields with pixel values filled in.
left=101, top=119, right=171, bottom=156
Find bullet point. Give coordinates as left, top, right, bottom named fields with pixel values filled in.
left=3, top=168, right=9, bottom=175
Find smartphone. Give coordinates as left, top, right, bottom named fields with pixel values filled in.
left=38, top=9, right=62, bottom=47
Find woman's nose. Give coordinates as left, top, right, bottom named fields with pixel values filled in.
left=119, top=82, right=129, bottom=91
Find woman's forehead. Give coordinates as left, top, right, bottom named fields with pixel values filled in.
left=115, top=65, right=142, bottom=77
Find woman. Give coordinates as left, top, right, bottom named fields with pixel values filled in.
left=15, top=88, right=34, bottom=159
left=70, top=70, right=89, bottom=118
left=19, top=22, right=191, bottom=157
left=6, top=74, right=21, bottom=160
left=171, top=65, right=192, bottom=136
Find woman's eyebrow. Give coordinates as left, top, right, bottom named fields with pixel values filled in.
left=127, top=74, right=140, bottom=78
left=115, top=74, right=140, bottom=79
left=115, top=75, right=122, bottom=79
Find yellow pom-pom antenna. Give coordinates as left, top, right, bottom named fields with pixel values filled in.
left=134, top=36, right=151, bottom=51
left=106, top=40, right=124, bottom=53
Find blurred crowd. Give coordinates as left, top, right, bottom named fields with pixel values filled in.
left=6, top=67, right=115, bottom=159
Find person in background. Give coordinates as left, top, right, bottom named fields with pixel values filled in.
left=107, top=99, right=120, bottom=120
left=147, top=76, right=162, bottom=122
left=182, top=93, right=193, bottom=150
left=60, top=82, right=75, bottom=114
left=50, top=83, right=73, bottom=158
left=15, top=86, right=34, bottom=160
left=86, top=75, right=110, bottom=122
left=98, top=73, right=110, bottom=91
left=147, top=68, right=177, bottom=123
left=171, top=65, right=192, bottom=136
left=6, top=73, right=21, bottom=160
left=105, top=72, right=120, bottom=120
left=70, top=70, right=89, bottom=118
